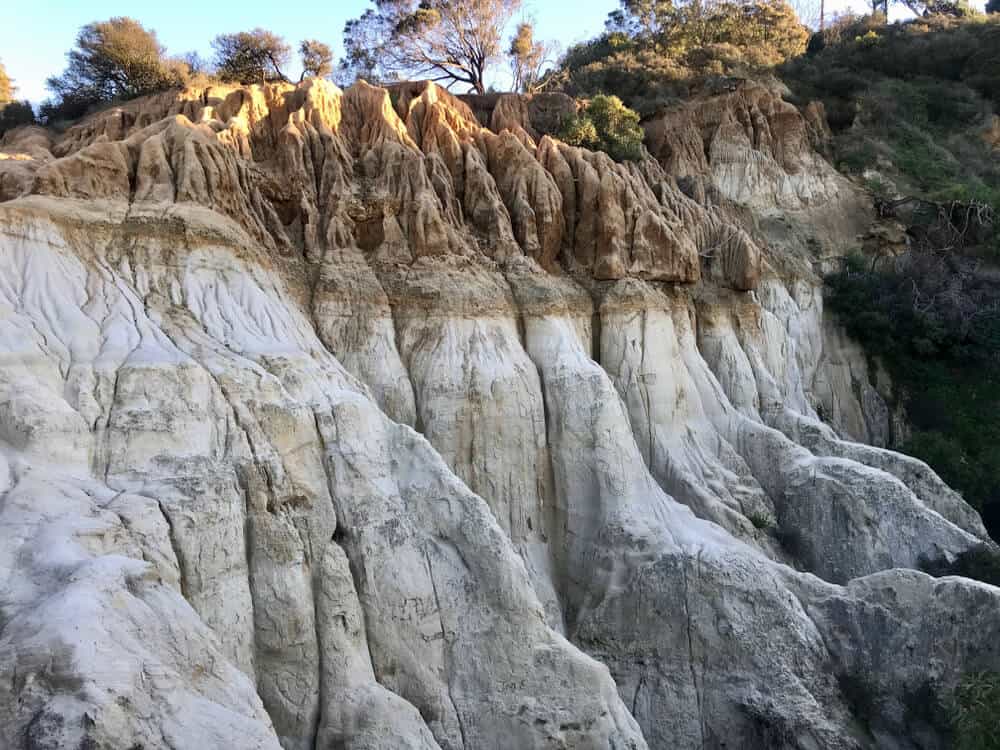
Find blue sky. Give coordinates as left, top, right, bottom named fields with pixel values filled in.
left=1, top=0, right=934, bottom=104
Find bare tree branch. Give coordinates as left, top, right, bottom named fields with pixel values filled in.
left=339, top=0, right=521, bottom=93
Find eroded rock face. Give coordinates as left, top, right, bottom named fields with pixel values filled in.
left=0, top=78, right=996, bottom=750
left=644, top=80, right=846, bottom=211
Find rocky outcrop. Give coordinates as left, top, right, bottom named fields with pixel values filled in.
left=0, top=78, right=995, bottom=750
left=0, top=126, right=52, bottom=200
left=644, top=80, right=848, bottom=211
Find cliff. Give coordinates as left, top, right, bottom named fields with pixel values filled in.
left=0, top=77, right=995, bottom=750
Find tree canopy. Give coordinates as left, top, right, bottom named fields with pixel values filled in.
left=299, top=40, right=334, bottom=80
left=508, top=22, right=556, bottom=93
left=45, top=17, right=185, bottom=113
left=0, top=60, right=35, bottom=136
left=559, top=94, right=645, bottom=161
left=213, top=29, right=292, bottom=83
left=339, top=0, right=522, bottom=94
left=0, top=60, right=13, bottom=104
left=558, top=0, right=809, bottom=115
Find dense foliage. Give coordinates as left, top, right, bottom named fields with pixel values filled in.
left=785, top=14, right=1000, bottom=126
left=0, top=101, right=36, bottom=135
left=299, top=40, right=334, bottom=80
left=795, top=15, right=1000, bottom=538
left=825, top=251, right=1000, bottom=536
left=213, top=29, right=292, bottom=84
left=44, top=18, right=189, bottom=122
left=556, top=0, right=808, bottom=115
left=0, top=60, right=35, bottom=137
left=558, top=94, right=645, bottom=160
left=952, top=672, right=1000, bottom=750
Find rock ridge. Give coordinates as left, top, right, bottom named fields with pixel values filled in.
left=0, top=77, right=995, bottom=750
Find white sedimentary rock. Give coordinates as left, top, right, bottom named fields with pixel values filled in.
left=0, top=78, right=997, bottom=750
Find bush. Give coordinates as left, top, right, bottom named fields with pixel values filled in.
left=952, top=672, right=1000, bottom=750
left=38, top=94, right=95, bottom=126
left=747, top=510, right=776, bottom=530
left=213, top=29, right=291, bottom=84
left=824, top=251, right=1000, bottom=538
left=0, top=60, right=12, bottom=104
left=558, top=0, right=808, bottom=115
left=559, top=114, right=599, bottom=148
left=923, top=543, right=1000, bottom=586
left=558, top=39, right=691, bottom=117
left=559, top=94, right=644, bottom=161
left=0, top=101, right=36, bottom=135
left=784, top=14, right=1000, bottom=109
left=44, top=17, right=188, bottom=121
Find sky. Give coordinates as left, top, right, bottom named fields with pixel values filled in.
left=0, top=0, right=940, bottom=105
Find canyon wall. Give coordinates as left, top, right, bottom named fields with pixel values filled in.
left=0, top=78, right=996, bottom=750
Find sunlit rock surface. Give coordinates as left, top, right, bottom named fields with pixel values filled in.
left=0, top=77, right=995, bottom=750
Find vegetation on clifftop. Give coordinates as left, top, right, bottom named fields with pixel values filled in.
left=953, top=672, right=1000, bottom=750
left=799, top=14, right=1000, bottom=541
left=0, top=60, right=36, bottom=135
left=783, top=13, right=1000, bottom=218
left=553, top=0, right=808, bottom=115
left=825, top=252, right=1000, bottom=535
left=558, top=94, right=645, bottom=161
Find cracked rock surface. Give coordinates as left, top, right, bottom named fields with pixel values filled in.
left=0, top=78, right=996, bottom=750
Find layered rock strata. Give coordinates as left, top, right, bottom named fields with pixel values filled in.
left=0, top=77, right=995, bottom=750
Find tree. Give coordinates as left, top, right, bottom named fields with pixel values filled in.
left=299, top=40, right=334, bottom=80
left=789, top=0, right=824, bottom=28
left=213, top=29, right=291, bottom=84
left=989, top=0, right=999, bottom=13
left=0, top=60, right=35, bottom=135
left=606, top=0, right=677, bottom=41
left=896, top=0, right=977, bottom=15
left=0, top=59, right=13, bottom=104
left=729, top=0, right=811, bottom=59
left=952, top=672, right=1000, bottom=749
left=45, top=17, right=183, bottom=107
left=559, top=94, right=645, bottom=161
left=559, top=0, right=808, bottom=113
left=508, top=22, right=556, bottom=93
left=181, top=51, right=209, bottom=76
left=339, top=0, right=522, bottom=94
left=0, top=101, right=36, bottom=135
left=868, top=0, right=889, bottom=17
left=601, top=0, right=807, bottom=58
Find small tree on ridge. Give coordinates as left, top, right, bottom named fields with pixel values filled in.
left=213, top=29, right=291, bottom=84
left=339, top=0, right=522, bottom=94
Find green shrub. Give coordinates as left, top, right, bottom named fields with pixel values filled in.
left=559, top=94, right=644, bottom=161
left=747, top=510, right=776, bottom=530
left=559, top=113, right=598, bottom=149
left=833, top=137, right=877, bottom=173
left=558, top=0, right=808, bottom=115
left=0, top=100, right=36, bottom=135
left=783, top=15, right=1000, bottom=111
left=952, top=672, right=1000, bottom=750
left=824, top=252, right=1000, bottom=537
left=44, top=17, right=191, bottom=123
left=923, top=543, right=1000, bottom=586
